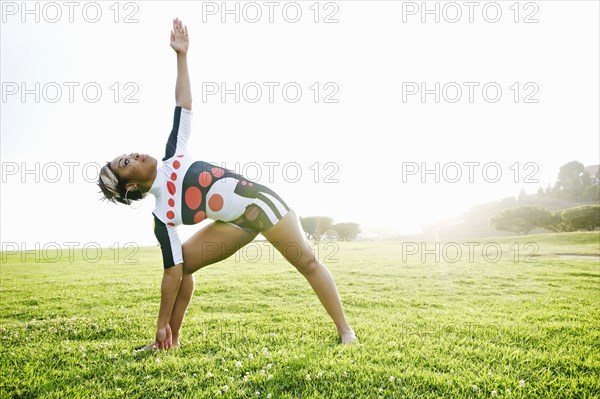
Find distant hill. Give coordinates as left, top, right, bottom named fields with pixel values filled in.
left=414, top=161, right=599, bottom=241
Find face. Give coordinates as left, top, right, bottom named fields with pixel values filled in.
left=110, top=153, right=158, bottom=189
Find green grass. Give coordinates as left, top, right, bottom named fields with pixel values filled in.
left=1, top=232, right=599, bottom=398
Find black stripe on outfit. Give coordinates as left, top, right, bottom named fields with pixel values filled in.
left=257, top=185, right=291, bottom=211
left=153, top=213, right=176, bottom=269
left=256, top=192, right=283, bottom=220
left=163, top=106, right=182, bottom=161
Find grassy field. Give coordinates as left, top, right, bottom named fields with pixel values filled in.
left=1, top=232, right=599, bottom=398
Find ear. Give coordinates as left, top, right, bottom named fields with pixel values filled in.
left=125, top=182, right=138, bottom=192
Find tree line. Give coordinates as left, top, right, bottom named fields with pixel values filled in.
left=421, top=160, right=599, bottom=240
left=491, top=204, right=599, bottom=235
left=299, top=216, right=361, bottom=242
left=490, top=161, right=599, bottom=235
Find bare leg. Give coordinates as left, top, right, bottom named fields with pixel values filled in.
left=166, top=221, right=258, bottom=347
left=169, top=272, right=195, bottom=347
left=262, top=210, right=358, bottom=344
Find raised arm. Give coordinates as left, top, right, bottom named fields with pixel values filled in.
left=170, top=18, right=191, bottom=110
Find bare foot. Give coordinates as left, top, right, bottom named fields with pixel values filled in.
left=135, top=339, right=181, bottom=352
left=135, top=341, right=159, bottom=352
left=339, top=329, right=358, bottom=345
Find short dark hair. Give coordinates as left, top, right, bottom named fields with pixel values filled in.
left=97, top=162, right=145, bottom=205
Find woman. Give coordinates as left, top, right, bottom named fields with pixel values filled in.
left=97, top=18, right=357, bottom=349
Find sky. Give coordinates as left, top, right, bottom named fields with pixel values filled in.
left=1, top=0, right=599, bottom=250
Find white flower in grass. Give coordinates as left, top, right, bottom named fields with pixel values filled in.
left=243, top=375, right=249, bottom=382
left=267, top=394, right=272, bottom=399
left=472, top=384, right=478, bottom=393
left=488, top=372, right=493, bottom=378
left=216, top=391, right=222, bottom=396
left=206, top=372, right=213, bottom=378
left=236, top=361, right=242, bottom=368
left=155, top=358, right=160, bottom=363
left=224, top=368, right=229, bottom=372
left=246, top=371, right=250, bottom=375
left=262, top=347, right=268, bottom=354
left=255, top=391, right=260, bottom=396
left=518, top=379, right=526, bottom=388
left=268, top=374, right=273, bottom=380
left=306, top=374, right=311, bottom=381
left=378, top=387, right=384, bottom=393
left=506, top=388, right=512, bottom=395
left=249, top=353, right=254, bottom=359
left=229, top=377, right=235, bottom=382
left=317, top=370, right=325, bottom=378
left=222, top=385, right=229, bottom=392
left=491, top=390, right=498, bottom=396
left=266, top=363, right=272, bottom=369
left=389, top=376, right=395, bottom=382
left=260, top=369, right=266, bottom=375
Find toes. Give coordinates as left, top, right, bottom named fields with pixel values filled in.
left=135, top=342, right=158, bottom=352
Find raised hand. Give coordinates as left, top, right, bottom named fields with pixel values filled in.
left=170, top=18, right=189, bottom=55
